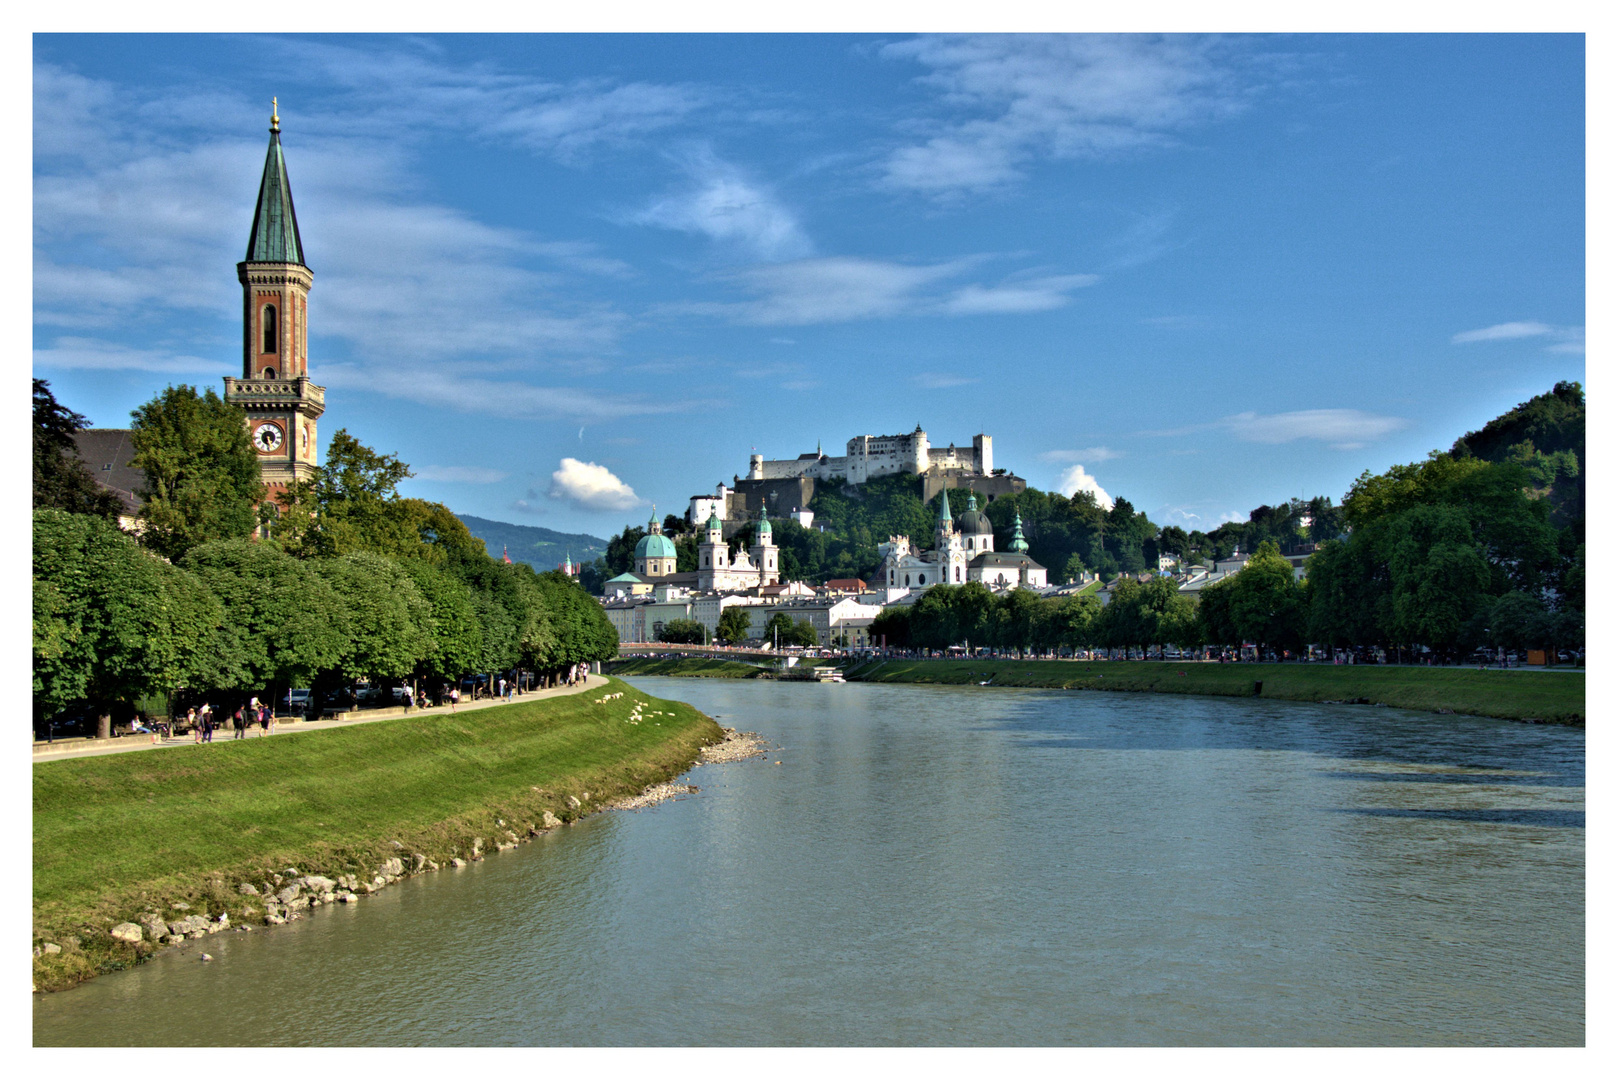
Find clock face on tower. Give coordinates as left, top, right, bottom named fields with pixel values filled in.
left=254, top=422, right=285, bottom=453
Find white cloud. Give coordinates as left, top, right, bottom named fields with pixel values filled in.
left=1222, top=409, right=1408, bottom=445
left=880, top=35, right=1251, bottom=196
left=548, top=458, right=642, bottom=512
left=913, top=372, right=978, bottom=389
left=1056, top=463, right=1114, bottom=510
left=689, top=256, right=972, bottom=325
left=33, top=339, right=224, bottom=374
left=670, top=255, right=1094, bottom=326
left=1451, top=321, right=1555, bottom=343
left=941, top=273, right=1099, bottom=314
left=1452, top=321, right=1584, bottom=354
left=410, top=465, right=510, bottom=484
left=319, top=364, right=697, bottom=423
left=1041, top=446, right=1122, bottom=463
left=634, top=151, right=812, bottom=261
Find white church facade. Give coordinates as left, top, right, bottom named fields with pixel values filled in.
left=874, top=490, right=1048, bottom=595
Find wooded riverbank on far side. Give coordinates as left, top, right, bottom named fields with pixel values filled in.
left=610, top=655, right=1583, bottom=726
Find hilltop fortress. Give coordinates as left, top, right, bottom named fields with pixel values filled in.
left=688, top=425, right=1026, bottom=529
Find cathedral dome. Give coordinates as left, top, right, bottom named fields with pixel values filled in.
left=956, top=491, right=993, bottom=536
left=635, top=531, right=677, bottom=559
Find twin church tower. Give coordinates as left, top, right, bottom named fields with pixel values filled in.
left=222, top=101, right=325, bottom=507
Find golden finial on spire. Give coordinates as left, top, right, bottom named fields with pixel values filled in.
left=271, top=96, right=280, bottom=132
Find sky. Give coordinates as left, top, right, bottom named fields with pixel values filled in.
left=32, top=33, right=1585, bottom=541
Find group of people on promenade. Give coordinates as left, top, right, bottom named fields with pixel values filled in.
left=182, top=698, right=276, bottom=743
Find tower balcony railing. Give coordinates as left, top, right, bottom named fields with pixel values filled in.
left=223, top=376, right=325, bottom=407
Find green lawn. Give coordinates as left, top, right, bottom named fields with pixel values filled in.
left=33, top=678, right=721, bottom=990
left=844, top=658, right=1584, bottom=725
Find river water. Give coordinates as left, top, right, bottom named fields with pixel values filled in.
left=34, top=678, right=1583, bottom=1046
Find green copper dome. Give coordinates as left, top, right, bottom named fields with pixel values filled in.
left=635, top=531, right=677, bottom=559
left=755, top=508, right=772, bottom=535
left=705, top=510, right=724, bottom=531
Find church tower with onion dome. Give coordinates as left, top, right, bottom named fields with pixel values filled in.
left=223, top=99, right=326, bottom=509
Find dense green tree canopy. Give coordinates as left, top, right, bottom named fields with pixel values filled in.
left=717, top=605, right=753, bottom=645
left=180, top=539, right=347, bottom=690
left=129, top=385, right=264, bottom=560
left=33, top=509, right=224, bottom=730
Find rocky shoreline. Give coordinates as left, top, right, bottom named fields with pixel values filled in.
left=33, top=724, right=769, bottom=982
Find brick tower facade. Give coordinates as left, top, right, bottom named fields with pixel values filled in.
left=223, top=101, right=325, bottom=508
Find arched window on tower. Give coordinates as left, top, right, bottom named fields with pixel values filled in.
left=263, top=367, right=276, bottom=380
left=262, top=305, right=278, bottom=354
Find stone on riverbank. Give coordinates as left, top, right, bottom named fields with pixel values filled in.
left=109, top=922, right=142, bottom=943
left=238, top=882, right=258, bottom=895
left=542, top=811, right=562, bottom=829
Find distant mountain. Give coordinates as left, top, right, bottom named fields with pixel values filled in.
left=455, top=514, right=608, bottom=571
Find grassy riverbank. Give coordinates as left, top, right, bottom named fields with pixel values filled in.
left=844, top=658, right=1584, bottom=725
left=32, top=677, right=722, bottom=992
left=608, top=656, right=767, bottom=678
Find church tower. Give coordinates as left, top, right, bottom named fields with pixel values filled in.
left=748, top=507, right=780, bottom=586
left=223, top=100, right=325, bottom=507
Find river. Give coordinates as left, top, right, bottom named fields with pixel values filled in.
left=33, top=678, right=1584, bottom=1045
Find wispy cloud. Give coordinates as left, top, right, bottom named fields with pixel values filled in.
left=1452, top=321, right=1584, bottom=354
left=549, top=457, right=642, bottom=512
left=633, top=149, right=812, bottom=261
left=320, top=364, right=698, bottom=422
left=1142, top=408, right=1408, bottom=448
left=880, top=35, right=1253, bottom=197
left=1224, top=409, right=1408, bottom=446
left=941, top=273, right=1098, bottom=314
left=32, top=339, right=225, bottom=375
left=1041, top=446, right=1122, bottom=463
left=1056, top=463, right=1114, bottom=510
left=913, top=372, right=978, bottom=389
left=668, top=256, right=1094, bottom=326
left=410, top=465, right=510, bottom=484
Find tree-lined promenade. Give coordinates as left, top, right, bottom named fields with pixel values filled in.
left=33, top=380, right=619, bottom=740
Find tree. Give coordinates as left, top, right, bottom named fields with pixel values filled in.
left=869, top=606, right=911, bottom=648
left=1219, top=541, right=1306, bottom=654
left=717, top=605, right=753, bottom=645
left=400, top=560, right=485, bottom=682
left=658, top=618, right=706, bottom=645
left=180, top=539, right=347, bottom=692
left=130, top=385, right=263, bottom=560
left=530, top=569, right=618, bottom=673
left=314, top=552, right=434, bottom=681
left=762, top=611, right=796, bottom=647
left=788, top=619, right=819, bottom=647
left=33, top=379, right=123, bottom=520
left=33, top=509, right=224, bottom=737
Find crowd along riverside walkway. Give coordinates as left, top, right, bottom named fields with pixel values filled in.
left=31, top=675, right=608, bottom=764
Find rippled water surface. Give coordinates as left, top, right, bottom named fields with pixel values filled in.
left=34, top=679, right=1584, bottom=1045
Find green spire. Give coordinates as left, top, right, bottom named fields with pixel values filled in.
left=1009, top=510, right=1030, bottom=553
left=938, top=486, right=953, bottom=523
left=245, top=103, right=305, bottom=265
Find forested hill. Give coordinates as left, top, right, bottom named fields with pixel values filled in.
left=455, top=514, right=608, bottom=572
left=1451, top=381, right=1583, bottom=525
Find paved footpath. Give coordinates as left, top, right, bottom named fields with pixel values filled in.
left=31, top=674, right=609, bottom=764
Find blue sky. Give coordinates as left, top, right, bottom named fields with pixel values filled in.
left=33, top=33, right=1585, bottom=540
